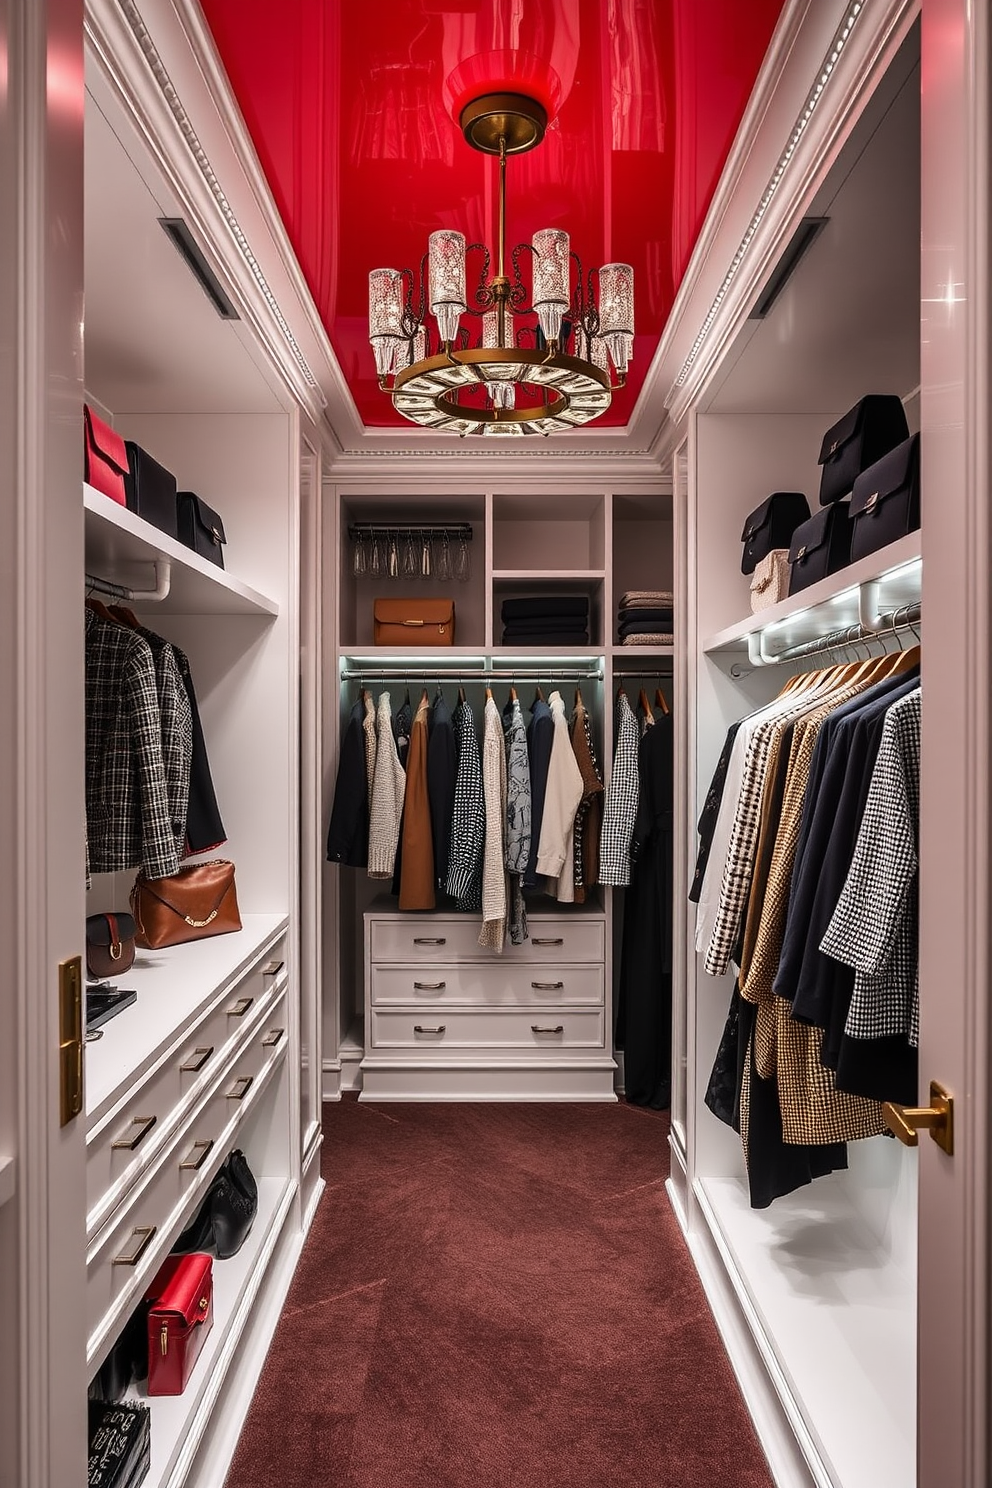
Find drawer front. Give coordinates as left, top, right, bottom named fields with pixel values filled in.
left=85, top=943, right=287, bottom=1234
left=369, top=1007, right=605, bottom=1051
left=370, top=964, right=604, bottom=1007
left=369, top=917, right=604, bottom=964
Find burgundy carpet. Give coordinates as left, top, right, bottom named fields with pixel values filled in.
left=225, top=1100, right=774, bottom=1488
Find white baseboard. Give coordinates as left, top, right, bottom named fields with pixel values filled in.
left=358, top=1056, right=618, bottom=1101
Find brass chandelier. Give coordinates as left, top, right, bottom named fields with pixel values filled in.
left=368, top=90, right=634, bottom=438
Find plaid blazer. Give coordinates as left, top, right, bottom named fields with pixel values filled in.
left=599, top=692, right=640, bottom=886
left=85, top=608, right=181, bottom=880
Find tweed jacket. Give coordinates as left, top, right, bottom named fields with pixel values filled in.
left=479, top=696, right=508, bottom=950
left=368, top=692, right=407, bottom=879
left=446, top=699, right=484, bottom=910
left=569, top=698, right=604, bottom=900
left=503, top=697, right=531, bottom=876
left=822, top=689, right=922, bottom=1047
left=599, top=692, right=640, bottom=887
left=84, top=607, right=180, bottom=880
left=136, top=626, right=193, bottom=855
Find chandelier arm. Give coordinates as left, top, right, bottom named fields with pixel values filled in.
left=509, top=242, right=536, bottom=313
left=465, top=242, right=492, bottom=311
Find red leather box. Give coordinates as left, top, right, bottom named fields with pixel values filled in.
left=144, top=1252, right=213, bottom=1397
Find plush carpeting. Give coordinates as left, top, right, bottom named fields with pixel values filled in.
left=225, top=1100, right=774, bottom=1488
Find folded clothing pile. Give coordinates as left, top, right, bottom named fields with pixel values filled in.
left=501, top=595, right=590, bottom=645
left=617, top=589, right=673, bottom=645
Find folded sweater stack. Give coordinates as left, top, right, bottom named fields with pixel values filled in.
left=502, top=595, right=590, bottom=646
left=618, top=589, right=673, bottom=646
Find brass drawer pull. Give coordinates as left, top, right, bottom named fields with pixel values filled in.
left=179, top=1139, right=214, bottom=1171
left=112, top=1225, right=157, bottom=1266
left=262, top=960, right=285, bottom=977
left=227, top=997, right=253, bottom=1018
left=413, top=1025, right=446, bottom=1035
left=531, top=1024, right=565, bottom=1035
left=226, top=1076, right=253, bottom=1101
left=262, top=1028, right=285, bottom=1048
left=413, top=937, right=446, bottom=945
left=413, top=981, right=446, bottom=991
left=531, top=937, right=564, bottom=947
left=531, top=981, right=564, bottom=991
left=180, top=1046, right=214, bottom=1074
left=111, top=1115, right=157, bottom=1152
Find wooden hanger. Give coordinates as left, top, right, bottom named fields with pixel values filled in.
left=108, top=603, right=141, bottom=629
left=574, top=686, right=583, bottom=710
left=485, top=684, right=493, bottom=701
left=85, top=596, right=116, bottom=623
left=638, top=687, right=654, bottom=722
left=508, top=682, right=517, bottom=703
left=655, top=687, right=670, bottom=716
left=458, top=684, right=466, bottom=705
left=534, top=683, right=544, bottom=703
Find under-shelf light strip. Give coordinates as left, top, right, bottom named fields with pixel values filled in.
left=675, top=1, right=865, bottom=387
left=755, top=601, right=920, bottom=667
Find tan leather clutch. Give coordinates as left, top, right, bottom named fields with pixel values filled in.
left=373, top=598, right=455, bottom=646
left=131, top=859, right=242, bottom=949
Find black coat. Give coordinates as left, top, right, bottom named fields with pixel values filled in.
left=326, top=701, right=369, bottom=868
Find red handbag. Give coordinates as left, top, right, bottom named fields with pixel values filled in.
left=144, top=1253, right=213, bottom=1397
left=84, top=403, right=129, bottom=506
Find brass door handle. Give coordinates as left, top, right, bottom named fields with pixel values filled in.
left=111, top=1114, right=157, bottom=1152
left=883, top=1081, right=954, bottom=1155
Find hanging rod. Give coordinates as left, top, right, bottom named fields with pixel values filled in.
left=613, top=666, right=675, bottom=681
left=340, top=665, right=603, bottom=683
left=85, top=562, right=172, bottom=603
left=744, top=602, right=921, bottom=668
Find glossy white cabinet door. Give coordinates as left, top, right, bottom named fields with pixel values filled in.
left=0, top=0, right=88, bottom=1483
left=918, top=2, right=991, bottom=1484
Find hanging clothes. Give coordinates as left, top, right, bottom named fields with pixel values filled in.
left=398, top=692, right=435, bottom=911
left=569, top=693, right=604, bottom=901
left=84, top=606, right=181, bottom=881
left=427, top=687, right=456, bottom=892
left=479, top=695, right=508, bottom=950
left=393, top=692, right=413, bottom=769
left=446, top=698, right=484, bottom=911
left=503, top=694, right=531, bottom=945
left=326, top=698, right=370, bottom=868
left=616, top=704, right=673, bottom=1108
left=535, top=690, right=584, bottom=900
left=599, top=690, right=640, bottom=887
left=362, top=689, right=377, bottom=812
left=688, top=721, right=743, bottom=904
left=523, top=692, right=554, bottom=889
left=368, top=691, right=406, bottom=880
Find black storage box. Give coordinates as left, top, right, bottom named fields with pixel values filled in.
left=849, top=433, right=920, bottom=564
left=788, top=503, right=854, bottom=595
left=817, top=394, right=909, bottom=505
left=124, top=442, right=179, bottom=540
left=740, top=492, right=811, bottom=574
left=177, top=492, right=226, bottom=568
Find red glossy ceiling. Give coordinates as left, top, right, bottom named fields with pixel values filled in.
left=201, top=0, right=786, bottom=430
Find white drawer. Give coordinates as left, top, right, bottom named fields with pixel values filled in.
left=370, top=963, right=604, bottom=1007
left=85, top=949, right=287, bottom=1236
left=369, top=916, right=605, bottom=964
left=369, top=1007, right=605, bottom=1051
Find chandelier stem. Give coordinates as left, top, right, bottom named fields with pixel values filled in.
left=497, top=136, right=507, bottom=281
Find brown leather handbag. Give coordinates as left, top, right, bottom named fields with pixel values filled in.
left=85, top=911, right=136, bottom=980
left=130, top=860, right=241, bottom=950
left=373, top=597, right=455, bottom=646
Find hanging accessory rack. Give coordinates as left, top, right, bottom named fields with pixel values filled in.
left=741, top=601, right=921, bottom=670
left=85, top=563, right=172, bottom=604
left=348, top=522, right=473, bottom=583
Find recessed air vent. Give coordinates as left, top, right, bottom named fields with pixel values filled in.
left=159, top=217, right=240, bottom=321
left=748, top=216, right=829, bottom=320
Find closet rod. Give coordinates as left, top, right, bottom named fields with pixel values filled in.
left=749, top=602, right=921, bottom=668
left=85, top=561, right=172, bottom=603
left=85, top=571, right=133, bottom=601
left=340, top=666, right=604, bottom=683
left=614, top=667, right=675, bottom=681
left=347, top=522, right=473, bottom=539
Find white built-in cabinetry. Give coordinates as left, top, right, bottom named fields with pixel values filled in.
left=323, top=483, right=672, bottom=1103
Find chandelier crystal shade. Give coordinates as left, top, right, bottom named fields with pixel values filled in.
left=368, top=89, right=634, bottom=438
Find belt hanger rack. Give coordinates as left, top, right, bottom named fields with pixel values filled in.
left=347, top=522, right=473, bottom=540
left=743, top=601, right=921, bottom=669
left=85, top=564, right=172, bottom=603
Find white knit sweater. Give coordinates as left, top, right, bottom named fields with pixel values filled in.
left=367, top=691, right=406, bottom=879
left=478, top=695, right=508, bottom=951
left=536, top=691, right=584, bottom=899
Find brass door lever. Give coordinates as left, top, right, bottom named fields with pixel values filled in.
left=882, top=1081, right=954, bottom=1155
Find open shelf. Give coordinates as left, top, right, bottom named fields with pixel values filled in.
left=84, top=485, right=280, bottom=618
left=126, top=1174, right=296, bottom=1488
left=697, top=1173, right=916, bottom=1488
left=85, top=914, right=288, bottom=1127
left=702, top=531, right=921, bottom=657
left=611, top=644, right=674, bottom=661
left=492, top=568, right=607, bottom=583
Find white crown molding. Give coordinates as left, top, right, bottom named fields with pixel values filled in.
left=652, top=0, right=920, bottom=426
left=85, top=0, right=331, bottom=427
